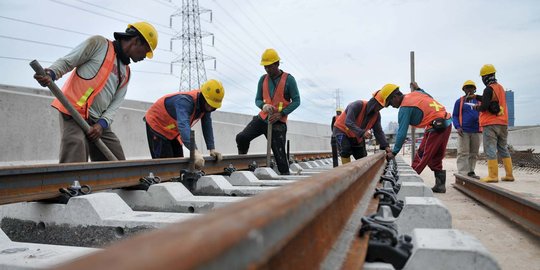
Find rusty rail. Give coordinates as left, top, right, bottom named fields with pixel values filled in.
left=55, top=152, right=385, bottom=270
left=0, top=152, right=330, bottom=205
left=454, top=174, right=540, bottom=237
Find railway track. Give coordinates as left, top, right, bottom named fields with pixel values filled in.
left=454, top=174, right=540, bottom=237
left=0, top=152, right=330, bottom=205
left=1, top=151, right=388, bottom=269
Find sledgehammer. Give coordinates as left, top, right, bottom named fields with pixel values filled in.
left=30, top=60, right=118, bottom=161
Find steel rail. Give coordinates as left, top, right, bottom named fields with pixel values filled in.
left=0, top=152, right=330, bottom=205
left=454, top=174, right=540, bottom=237
left=55, top=152, right=386, bottom=270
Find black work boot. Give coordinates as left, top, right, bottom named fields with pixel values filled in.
left=432, top=170, right=446, bottom=193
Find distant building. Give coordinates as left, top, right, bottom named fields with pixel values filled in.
left=506, top=90, right=515, bottom=127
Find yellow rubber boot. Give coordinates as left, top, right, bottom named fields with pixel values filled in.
left=340, top=156, right=351, bottom=165
left=480, top=159, right=499, bottom=183
left=501, top=157, right=515, bottom=181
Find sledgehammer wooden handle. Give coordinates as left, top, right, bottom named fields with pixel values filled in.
left=30, top=60, right=118, bottom=161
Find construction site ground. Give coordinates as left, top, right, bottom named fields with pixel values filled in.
left=396, top=153, right=540, bottom=270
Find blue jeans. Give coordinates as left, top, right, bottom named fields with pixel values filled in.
left=482, top=125, right=510, bottom=160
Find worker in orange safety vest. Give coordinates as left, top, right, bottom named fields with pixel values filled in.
left=145, top=79, right=225, bottom=170
left=33, top=22, right=158, bottom=163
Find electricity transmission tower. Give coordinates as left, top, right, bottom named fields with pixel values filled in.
left=334, top=89, right=343, bottom=110
left=170, top=0, right=215, bottom=91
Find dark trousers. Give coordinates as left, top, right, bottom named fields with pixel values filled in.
left=146, top=123, right=184, bottom=158
left=331, top=136, right=339, bottom=167
left=412, top=125, right=452, bottom=174
left=58, top=113, right=125, bottom=163
left=335, top=134, right=367, bottom=160
left=236, top=116, right=289, bottom=174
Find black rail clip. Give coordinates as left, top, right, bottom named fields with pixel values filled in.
left=380, top=175, right=401, bottom=194
left=248, top=161, right=258, bottom=172
left=123, top=173, right=162, bottom=191
left=359, top=215, right=413, bottom=270
left=179, top=169, right=205, bottom=192
left=374, top=188, right=404, bottom=218
left=56, top=180, right=92, bottom=204
left=223, top=164, right=237, bottom=176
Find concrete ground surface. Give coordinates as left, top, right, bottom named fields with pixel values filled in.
left=397, top=153, right=540, bottom=270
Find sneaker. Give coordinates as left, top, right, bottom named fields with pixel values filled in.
left=467, top=172, right=480, bottom=179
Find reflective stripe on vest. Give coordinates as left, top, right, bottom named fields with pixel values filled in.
left=479, top=83, right=508, bottom=127
left=145, top=90, right=205, bottom=144
left=258, top=72, right=291, bottom=123
left=51, top=40, right=127, bottom=119
left=333, top=100, right=379, bottom=139
left=401, top=91, right=450, bottom=129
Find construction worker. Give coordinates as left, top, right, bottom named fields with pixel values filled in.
left=386, top=82, right=452, bottom=193
left=144, top=79, right=225, bottom=169
left=330, top=108, right=343, bottom=167
left=235, top=49, right=301, bottom=175
left=472, top=64, right=514, bottom=182
left=452, top=80, right=482, bottom=179
left=332, top=87, right=393, bottom=164
left=33, top=22, right=158, bottom=163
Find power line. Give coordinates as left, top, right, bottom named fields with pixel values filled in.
left=242, top=1, right=335, bottom=94
left=75, top=0, right=172, bottom=30
left=211, top=1, right=331, bottom=103
left=0, top=35, right=73, bottom=49
left=0, top=15, right=172, bottom=53
left=0, top=35, right=171, bottom=65
left=48, top=0, right=175, bottom=36
left=0, top=55, right=174, bottom=77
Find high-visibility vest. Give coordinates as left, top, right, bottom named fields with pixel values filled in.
left=51, top=40, right=130, bottom=119
left=479, top=83, right=508, bottom=127
left=258, top=72, right=291, bottom=123
left=458, top=96, right=482, bottom=132
left=334, top=100, right=378, bottom=140
left=145, top=90, right=205, bottom=144
left=401, top=91, right=450, bottom=129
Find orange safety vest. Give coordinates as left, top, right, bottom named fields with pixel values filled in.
left=334, top=100, right=379, bottom=140
left=401, top=91, right=450, bottom=129
left=51, top=40, right=130, bottom=119
left=145, top=90, right=205, bottom=144
left=479, top=83, right=508, bottom=127
left=258, top=72, right=291, bottom=123
left=458, top=96, right=483, bottom=132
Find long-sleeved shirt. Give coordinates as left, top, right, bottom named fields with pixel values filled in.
left=392, top=89, right=452, bottom=155
left=49, top=35, right=130, bottom=128
left=474, top=85, right=496, bottom=112
left=452, top=96, right=480, bottom=133
left=255, top=71, right=301, bottom=121
left=334, top=99, right=389, bottom=149
left=164, top=93, right=215, bottom=150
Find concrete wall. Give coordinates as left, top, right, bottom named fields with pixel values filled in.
left=0, top=84, right=331, bottom=165
left=507, top=126, right=540, bottom=151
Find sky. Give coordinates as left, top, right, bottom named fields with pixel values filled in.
left=1, top=0, right=540, bottom=128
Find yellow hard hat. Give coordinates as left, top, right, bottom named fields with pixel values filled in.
left=480, top=64, right=496, bottom=76
left=201, top=79, right=225, bottom=109
left=129, top=22, right=158, bottom=59
left=375, top=84, right=399, bottom=106
left=260, top=49, right=280, bottom=66
left=462, top=80, right=476, bottom=90
left=336, top=108, right=343, bottom=112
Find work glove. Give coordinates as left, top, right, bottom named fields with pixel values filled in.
left=209, top=149, right=223, bottom=161
left=268, top=112, right=282, bottom=124
left=34, top=68, right=56, bottom=87
left=194, top=150, right=205, bottom=170
left=363, top=130, right=372, bottom=139
left=262, top=104, right=274, bottom=113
